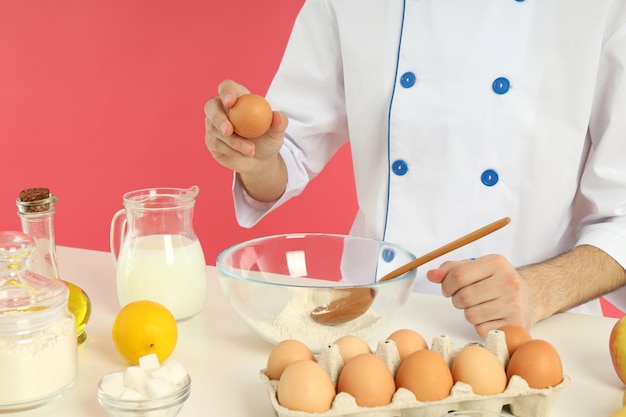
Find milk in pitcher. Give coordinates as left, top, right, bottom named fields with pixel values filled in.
left=116, top=234, right=207, bottom=320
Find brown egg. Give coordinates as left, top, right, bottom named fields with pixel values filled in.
left=265, top=339, right=315, bottom=380
left=387, top=329, right=428, bottom=361
left=497, top=324, right=532, bottom=356
left=277, top=359, right=335, bottom=412
left=333, top=335, right=372, bottom=364
left=506, top=339, right=563, bottom=389
left=451, top=344, right=507, bottom=395
left=395, top=349, right=454, bottom=401
left=228, top=93, right=272, bottom=139
left=337, top=353, right=395, bottom=407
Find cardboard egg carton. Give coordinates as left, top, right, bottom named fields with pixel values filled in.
left=259, top=330, right=570, bottom=417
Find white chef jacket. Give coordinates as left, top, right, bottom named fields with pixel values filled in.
left=233, top=0, right=626, bottom=315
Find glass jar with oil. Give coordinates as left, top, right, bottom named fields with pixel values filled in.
left=16, top=188, right=92, bottom=345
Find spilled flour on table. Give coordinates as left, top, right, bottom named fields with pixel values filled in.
left=254, top=288, right=383, bottom=351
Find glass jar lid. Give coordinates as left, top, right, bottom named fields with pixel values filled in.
left=0, top=231, right=68, bottom=313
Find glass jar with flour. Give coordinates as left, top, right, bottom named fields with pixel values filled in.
left=0, top=231, right=77, bottom=412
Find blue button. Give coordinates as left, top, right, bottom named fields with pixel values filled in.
left=382, top=248, right=395, bottom=263
left=481, top=169, right=499, bottom=186
left=392, top=160, right=408, bottom=176
left=492, top=77, right=510, bottom=94
left=400, top=72, right=416, bottom=88
left=515, top=0, right=525, bottom=2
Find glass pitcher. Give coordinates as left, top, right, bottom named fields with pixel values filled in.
left=110, top=186, right=207, bottom=320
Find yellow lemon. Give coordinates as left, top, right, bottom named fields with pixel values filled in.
left=112, top=300, right=178, bottom=365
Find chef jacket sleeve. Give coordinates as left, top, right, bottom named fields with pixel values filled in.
left=233, top=141, right=310, bottom=226
left=232, top=0, right=350, bottom=227
left=576, top=11, right=626, bottom=308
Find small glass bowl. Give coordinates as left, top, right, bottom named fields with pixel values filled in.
left=97, top=373, right=191, bottom=417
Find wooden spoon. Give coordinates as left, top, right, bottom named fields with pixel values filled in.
left=310, top=217, right=511, bottom=325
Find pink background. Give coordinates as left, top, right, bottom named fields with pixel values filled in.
left=0, top=1, right=620, bottom=317
left=0, top=0, right=356, bottom=260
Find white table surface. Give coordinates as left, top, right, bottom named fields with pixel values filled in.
left=10, top=246, right=625, bottom=417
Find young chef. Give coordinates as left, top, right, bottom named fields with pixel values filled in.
left=204, top=0, right=626, bottom=336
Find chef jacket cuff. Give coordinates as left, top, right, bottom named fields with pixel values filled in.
left=232, top=146, right=308, bottom=227
left=240, top=185, right=277, bottom=210
left=577, top=221, right=626, bottom=269
left=232, top=176, right=276, bottom=227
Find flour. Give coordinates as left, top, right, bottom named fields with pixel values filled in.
left=255, top=288, right=384, bottom=351
left=0, top=313, right=77, bottom=409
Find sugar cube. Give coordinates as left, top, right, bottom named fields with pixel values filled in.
left=139, top=353, right=161, bottom=371
left=161, top=360, right=188, bottom=385
left=149, top=366, right=170, bottom=381
left=100, top=372, right=125, bottom=398
left=120, top=387, right=145, bottom=401
left=145, top=376, right=176, bottom=399
left=124, top=366, right=148, bottom=391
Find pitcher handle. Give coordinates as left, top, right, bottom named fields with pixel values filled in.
left=110, top=208, right=127, bottom=266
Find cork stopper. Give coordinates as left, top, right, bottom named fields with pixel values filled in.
left=17, top=188, right=55, bottom=214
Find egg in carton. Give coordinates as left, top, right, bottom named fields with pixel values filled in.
left=259, top=330, right=570, bottom=417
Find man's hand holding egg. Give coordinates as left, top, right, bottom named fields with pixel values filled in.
left=205, top=81, right=291, bottom=206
